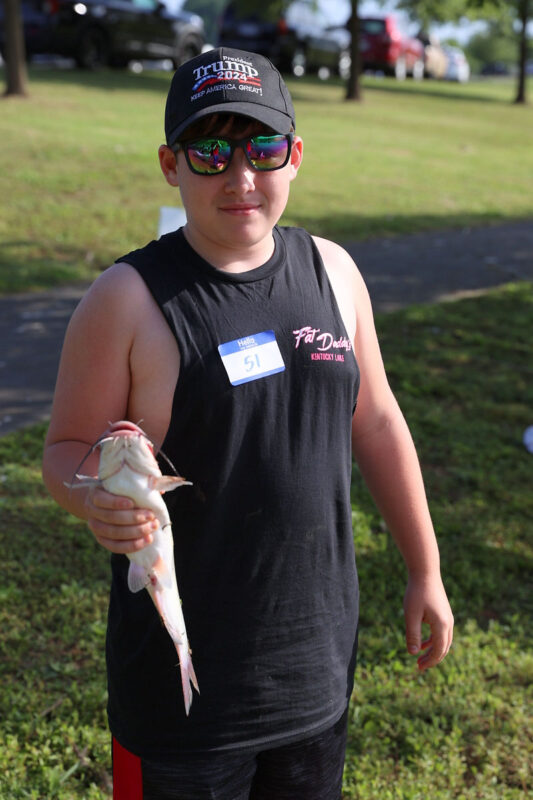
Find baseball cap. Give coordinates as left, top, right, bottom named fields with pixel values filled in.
left=165, top=48, right=295, bottom=146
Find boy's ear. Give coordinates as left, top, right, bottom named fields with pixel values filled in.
left=159, top=145, right=180, bottom=187
left=289, top=136, right=303, bottom=180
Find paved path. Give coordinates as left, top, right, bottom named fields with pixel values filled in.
left=345, top=219, right=533, bottom=311
left=1, top=220, right=532, bottom=436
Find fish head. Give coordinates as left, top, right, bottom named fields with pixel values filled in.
left=101, top=421, right=155, bottom=454
left=98, top=421, right=160, bottom=480
left=105, top=420, right=149, bottom=439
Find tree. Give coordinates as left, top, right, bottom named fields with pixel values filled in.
left=3, top=0, right=28, bottom=97
left=464, top=0, right=530, bottom=103
left=346, top=0, right=363, bottom=101
left=396, top=0, right=471, bottom=29
left=514, top=0, right=530, bottom=103
left=464, top=18, right=517, bottom=72
left=397, top=0, right=531, bottom=104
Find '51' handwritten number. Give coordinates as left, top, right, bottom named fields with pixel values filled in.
left=244, top=354, right=260, bottom=372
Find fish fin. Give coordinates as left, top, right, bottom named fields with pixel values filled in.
left=175, top=644, right=200, bottom=716
left=127, top=561, right=149, bottom=593
left=188, top=655, right=200, bottom=695
left=64, top=474, right=100, bottom=489
left=148, top=475, right=193, bottom=494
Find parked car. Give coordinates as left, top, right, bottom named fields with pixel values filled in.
left=217, top=0, right=350, bottom=79
left=0, top=0, right=205, bottom=70
left=480, top=61, right=512, bottom=76
left=443, top=46, right=470, bottom=83
left=417, top=33, right=448, bottom=79
left=358, top=16, right=425, bottom=80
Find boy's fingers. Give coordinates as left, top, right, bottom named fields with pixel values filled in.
left=89, top=507, right=156, bottom=527
left=94, top=532, right=153, bottom=554
left=90, top=517, right=155, bottom=553
left=90, top=515, right=157, bottom=538
left=89, top=486, right=134, bottom=511
left=404, top=578, right=454, bottom=669
left=404, top=606, right=422, bottom=654
left=85, top=487, right=157, bottom=531
left=417, top=627, right=453, bottom=671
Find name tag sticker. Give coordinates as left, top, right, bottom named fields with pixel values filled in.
left=218, top=330, right=285, bottom=386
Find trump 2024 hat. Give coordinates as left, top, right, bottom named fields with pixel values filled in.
left=165, top=48, right=295, bottom=146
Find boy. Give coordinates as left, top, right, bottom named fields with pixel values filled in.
left=43, top=48, right=453, bottom=800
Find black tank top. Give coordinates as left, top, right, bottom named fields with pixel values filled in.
left=106, top=226, right=360, bottom=756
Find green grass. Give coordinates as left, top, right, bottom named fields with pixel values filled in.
left=1, top=282, right=531, bottom=798
left=1, top=67, right=532, bottom=292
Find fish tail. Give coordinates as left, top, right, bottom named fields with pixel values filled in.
left=176, top=643, right=199, bottom=716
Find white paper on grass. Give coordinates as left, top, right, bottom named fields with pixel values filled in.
left=523, top=426, right=533, bottom=454
left=158, top=207, right=187, bottom=238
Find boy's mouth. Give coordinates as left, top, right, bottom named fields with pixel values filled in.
left=219, top=203, right=261, bottom=215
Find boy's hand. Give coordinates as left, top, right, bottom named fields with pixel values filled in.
left=85, top=486, right=157, bottom=554
left=403, top=574, right=454, bottom=671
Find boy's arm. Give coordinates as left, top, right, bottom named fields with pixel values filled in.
left=352, top=398, right=453, bottom=670
left=350, top=262, right=453, bottom=670
left=316, top=237, right=453, bottom=670
left=42, top=264, right=159, bottom=553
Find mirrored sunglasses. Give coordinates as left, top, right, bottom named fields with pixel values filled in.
left=174, top=133, right=293, bottom=176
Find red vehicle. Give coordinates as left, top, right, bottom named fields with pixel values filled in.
left=359, top=16, right=424, bottom=80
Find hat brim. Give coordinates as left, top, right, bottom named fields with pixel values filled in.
left=167, top=102, right=293, bottom=145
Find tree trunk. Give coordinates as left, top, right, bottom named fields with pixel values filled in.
left=346, top=0, right=362, bottom=101
left=3, top=0, right=28, bottom=97
left=514, top=0, right=529, bottom=104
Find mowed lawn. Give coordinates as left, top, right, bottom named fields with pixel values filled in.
left=0, top=67, right=532, bottom=292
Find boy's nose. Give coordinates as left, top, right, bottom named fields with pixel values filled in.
left=224, top=147, right=256, bottom=191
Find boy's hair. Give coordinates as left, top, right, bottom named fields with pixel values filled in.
left=165, top=47, right=295, bottom=148
left=176, top=113, right=286, bottom=143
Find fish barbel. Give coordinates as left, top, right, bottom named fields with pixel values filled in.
left=69, top=420, right=199, bottom=715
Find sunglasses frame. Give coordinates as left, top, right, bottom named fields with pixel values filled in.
left=173, top=133, right=294, bottom=176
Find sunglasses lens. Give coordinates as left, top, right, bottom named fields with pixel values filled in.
left=184, top=135, right=291, bottom=174
left=247, top=136, right=289, bottom=170
left=187, top=139, right=232, bottom=174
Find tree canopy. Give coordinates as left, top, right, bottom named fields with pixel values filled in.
left=396, top=0, right=472, bottom=28
left=397, top=0, right=530, bottom=103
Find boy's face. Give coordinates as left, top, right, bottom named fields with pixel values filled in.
left=159, top=115, right=303, bottom=264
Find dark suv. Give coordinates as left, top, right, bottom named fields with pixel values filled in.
left=217, top=1, right=350, bottom=78
left=0, top=0, right=205, bottom=69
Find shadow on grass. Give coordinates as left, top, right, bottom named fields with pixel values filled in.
left=4, top=65, right=521, bottom=106
left=287, top=72, right=524, bottom=106
left=358, top=77, right=519, bottom=105
left=293, top=209, right=517, bottom=243
left=352, top=515, right=533, bottom=648
left=0, top=240, right=98, bottom=293
left=4, top=64, right=174, bottom=94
